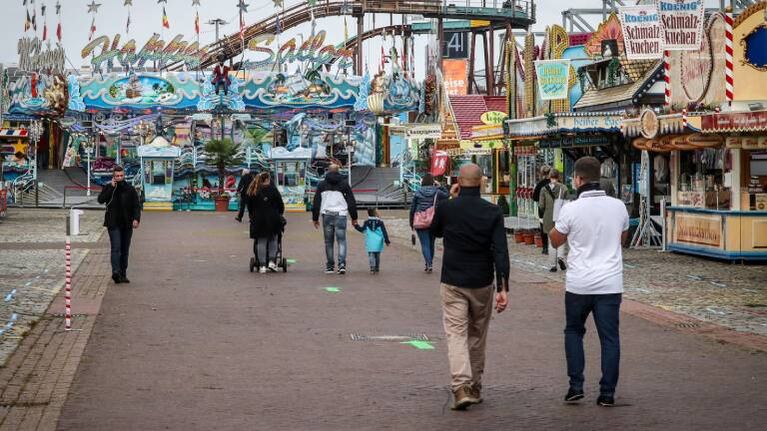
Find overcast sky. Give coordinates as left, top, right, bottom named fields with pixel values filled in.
left=0, top=0, right=727, bottom=74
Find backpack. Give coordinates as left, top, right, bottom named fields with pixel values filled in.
left=413, top=193, right=438, bottom=229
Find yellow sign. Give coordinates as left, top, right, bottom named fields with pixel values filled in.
left=471, top=20, right=491, bottom=28
left=674, top=213, right=722, bottom=247
left=480, top=111, right=507, bottom=125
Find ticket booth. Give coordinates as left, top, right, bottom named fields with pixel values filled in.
left=137, top=136, right=181, bottom=212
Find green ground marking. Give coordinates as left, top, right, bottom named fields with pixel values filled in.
left=286, top=259, right=297, bottom=264
left=324, top=287, right=341, bottom=293
left=401, top=340, right=435, bottom=350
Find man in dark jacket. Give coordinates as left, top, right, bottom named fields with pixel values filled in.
left=235, top=168, right=254, bottom=222
left=430, top=163, right=510, bottom=410
left=312, top=164, right=358, bottom=274
left=97, top=165, right=141, bottom=284
left=532, top=165, right=551, bottom=255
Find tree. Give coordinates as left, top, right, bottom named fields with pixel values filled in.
left=204, top=138, right=243, bottom=196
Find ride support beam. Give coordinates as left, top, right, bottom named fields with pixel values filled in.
left=487, top=27, right=496, bottom=96
left=356, top=14, right=364, bottom=75
left=437, top=17, right=444, bottom=73
left=468, top=31, right=477, bottom=94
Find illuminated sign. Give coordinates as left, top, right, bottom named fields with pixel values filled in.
left=18, top=37, right=66, bottom=74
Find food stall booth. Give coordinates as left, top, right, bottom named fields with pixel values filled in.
left=137, top=136, right=181, bottom=212
left=270, top=146, right=311, bottom=212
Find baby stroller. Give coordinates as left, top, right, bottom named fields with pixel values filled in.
left=249, top=217, right=288, bottom=273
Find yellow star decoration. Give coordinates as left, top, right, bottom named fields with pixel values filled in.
left=12, top=141, right=29, bottom=154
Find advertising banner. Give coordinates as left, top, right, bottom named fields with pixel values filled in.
left=655, top=0, right=705, bottom=51
left=534, top=59, right=570, bottom=101
left=443, top=59, right=468, bottom=96
left=619, top=5, right=663, bottom=60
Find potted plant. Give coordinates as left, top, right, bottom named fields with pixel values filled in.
left=204, top=138, right=243, bottom=212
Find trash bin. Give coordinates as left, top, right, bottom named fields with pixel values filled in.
left=70, top=209, right=84, bottom=236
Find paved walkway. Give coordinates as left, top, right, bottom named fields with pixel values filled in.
left=1, top=211, right=765, bottom=430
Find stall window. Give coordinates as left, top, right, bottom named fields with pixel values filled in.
left=497, top=149, right=510, bottom=192
left=745, top=151, right=767, bottom=211
left=677, top=148, right=730, bottom=210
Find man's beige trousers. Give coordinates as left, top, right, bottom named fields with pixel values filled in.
left=440, top=283, right=494, bottom=391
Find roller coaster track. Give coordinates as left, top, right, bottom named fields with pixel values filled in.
left=170, top=0, right=535, bottom=70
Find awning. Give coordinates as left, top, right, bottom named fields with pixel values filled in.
left=0, top=128, right=28, bottom=138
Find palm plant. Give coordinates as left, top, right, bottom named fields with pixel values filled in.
left=204, top=138, right=243, bottom=196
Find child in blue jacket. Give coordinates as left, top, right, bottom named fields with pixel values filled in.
left=354, top=208, right=391, bottom=274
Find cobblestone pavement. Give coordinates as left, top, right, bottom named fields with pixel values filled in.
left=381, top=211, right=767, bottom=339
left=51, top=212, right=766, bottom=430
left=0, top=209, right=105, bottom=366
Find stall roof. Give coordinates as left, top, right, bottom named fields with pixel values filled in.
left=574, top=61, right=663, bottom=111
left=449, top=95, right=508, bottom=139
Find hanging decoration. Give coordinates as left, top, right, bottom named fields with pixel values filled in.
left=194, top=1, right=201, bottom=38
left=162, top=6, right=170, bottom=29
left=238, top=0, right=249, bottom=43
left=125, top=0, right=132, bottom=35
left=41, top=2, right=47, bottom=42
left=87, top=1, right=101, bottom=41
left=55, top=0, right=61, bottom=43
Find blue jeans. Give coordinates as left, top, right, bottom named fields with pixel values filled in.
left=415, top=229, right=435, bottom=267
left=108, top=227, right=133, bottom=277
left=368, top=252, right=381, bottom=270
left=322, top=214, right=347, bottom=268
left=565, top=292, right=622, bottom=396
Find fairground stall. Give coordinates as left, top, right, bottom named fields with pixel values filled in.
left=137, top=137, right=181, bottom=212
left=622, top=4, right=767, bottom=260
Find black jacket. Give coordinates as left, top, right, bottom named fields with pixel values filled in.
left=311, top=171, right=358, bottom=222
left=237, top=173, right=254, bottom=197
left=532, top=178, right=550, bottom=218
left=246, top=183, right=285, bottom=239
left=430, top=187, right=510, bottom=291
left=97, top=182, right=141, bottom=229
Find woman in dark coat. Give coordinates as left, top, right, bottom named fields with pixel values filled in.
left=245, top=171, right=285, bottom=273
left=409, top=173, right=449, bottom=273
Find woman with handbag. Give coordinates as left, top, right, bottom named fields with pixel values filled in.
left=409, top=174, right=449, bottom=273
left=539, top=169, right=568, bottom=272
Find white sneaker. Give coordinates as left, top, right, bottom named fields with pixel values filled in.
left=259, top=266, right=267, bottom=274
left=268, top=261, right=278, bottom=272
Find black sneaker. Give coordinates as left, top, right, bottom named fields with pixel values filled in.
left=119, top=276, right=131, bottom=284
left=112, top=273, right=122, bottom=284
left=596, top=395, right=615, bottom=407
left=564, top=388, right=584, bottom=403
left=427, top=266, right=433, bottom=274
left=338, top=265, right=346, bottom=275
left=558, top=258, right=567, bottom=271
left=324, top=265, right=335, bottom=274
left=550, top=266, right=558, bottom=273
left=370, top=268, right=376, bottom=274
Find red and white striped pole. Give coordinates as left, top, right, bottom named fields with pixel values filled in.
left=724, top=10, right=734, bottom=105
left=65, top=215, right=72, bottom=330
left=664, top=50, right=671, bottom=107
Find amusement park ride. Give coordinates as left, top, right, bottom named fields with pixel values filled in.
left=1, top=0, right=537, bottom=212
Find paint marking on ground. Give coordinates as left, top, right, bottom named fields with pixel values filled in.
left=401, top=340, right=435, bottom=350
left=25, top=282, right=32, bottom=286
left=687, top=275, right=703, bottom=281
left=324, top=287, right=341, bottom=293
left=710, top=281, right=727, bottom=288
left=4, top=289, right=17, bottom=302
left=0, top=313, right=19, bottom=335
left=706, top=307, right=727, bottom=316
left=286, top=259, right=297, bottom=264
left=624, top=263, right=637, bottom=269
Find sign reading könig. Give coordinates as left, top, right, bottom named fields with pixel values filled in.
left=655, top=0, right=705, bottom=51
left=619, top=5, right=663, bottom=60
left=82, top=34, right=210, bottom=72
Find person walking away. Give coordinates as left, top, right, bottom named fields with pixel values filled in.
left=532, top=165, right=552, bottom=254
left=354, top=208, right=391, bottom=273
left=430, top=163, right=510, bottom=410
left=549, top=156, right=629, bottom=407
left=539, top=169, right=567, bottom=272
left=235, top=168, right=254, bottom=222
left=312, top=164, right=358, bottom=274
left=245, top=172, right=285, bottom=273
left=98, top=165, right=141, bottom=284
left=409, top=174, right=448, bottom=273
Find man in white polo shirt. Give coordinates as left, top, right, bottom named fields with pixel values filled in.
left=549, top=156, right=629, bottom=407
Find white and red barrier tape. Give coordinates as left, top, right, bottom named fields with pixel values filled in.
left=724, top=12, right=734, bottom=104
